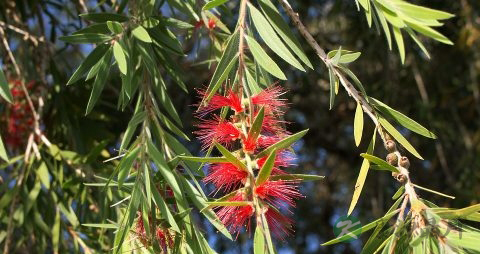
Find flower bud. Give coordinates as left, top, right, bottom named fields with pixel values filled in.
left=385, top=140, right=396, bottom=152
left=399, top=156, right=410, bottom=169
left=386, top=153, right=398, bottom=166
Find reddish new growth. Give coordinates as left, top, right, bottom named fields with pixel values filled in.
left=193, top=18, right=216, bottom=30
left=193, top=84, right=303, bottom=239
left=135, top=212, right=174, bottom=251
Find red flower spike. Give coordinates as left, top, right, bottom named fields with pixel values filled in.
left=251, top=85, right=287, bottom=113
left=204, top=163, right=248, bottom=193
left=257, top=135, right=283, bottom=148
left=242, top=133, right=257, bottom=153
left=207, top=18, right=216, bottom=30
left=261, top=113, right=288, bottom=134
left=136, top=215, right=149, bottom=247
left=194, top=20, right=204, bottom=29
left=255, top=180, right=303, bottom=208
left=216, top=193, right=254, bottom=236
left=194, top=116, right=241, bottom=150
left=256, top=151, right=295, bottom=169
left=196, top=89, right=243, bottom=117
left=265, top=208, right=294, bottom=240
left=156, top=228, right=173, bottom=252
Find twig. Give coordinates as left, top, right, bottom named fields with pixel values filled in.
left=0, top=21, right=44, bottom=46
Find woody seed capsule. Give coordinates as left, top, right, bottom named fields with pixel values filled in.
left=385, top=140, right=396, bottom=152
left=399, top=156, right=410, bottom=169
left=386, top=153, right=398, bottom=166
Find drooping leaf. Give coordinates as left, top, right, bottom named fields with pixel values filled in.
left=113, top=42, right=127, bottom=75
left=254, top=226, right=266, bottom=254
left=85, top=47, right=113, bottom=115
left=245, top=35, right=286, bottom=80
left=348, top=129, right=376, bottom=215
left=392, top=26, right=405, bottom=64
left=328, top=67, right=336, bottom=109
left=0, top=68, right=12, bottom=103
left=248, top=3, right=305, bottom=71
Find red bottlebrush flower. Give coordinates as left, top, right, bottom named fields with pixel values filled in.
left=261, top=113, right=288, bottom=134
left=255, top=180, right=303, bottom=208
left=196, top=88, right=243, bottom=116
left=194, top=116, right=241, bottom=150
left=194, top=20, right=204, bottom=29
left=257, top=135, right=282, bottom=148
left=156, top=228, right=173, bottom=252
left=207, top=18, right=216, bottom=30
left=242, top=133, right=257, bottom=153
left=265, top=207, right=294, bottom=240
left=204, top=163, right=247, bottom=193
left=136, top=215, right=149, bottom=246
left=251, top=85, right=287, bottom=113
left=216, top=193, right=254, bottom=235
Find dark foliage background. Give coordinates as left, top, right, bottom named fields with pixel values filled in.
left=1, top=0, right=479, bottom=253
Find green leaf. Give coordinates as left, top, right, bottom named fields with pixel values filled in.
left=254, top=227, right=266, bottom=254
left=360, top=153, right=399, bottom=173
left=340, top=52, right=361, bottom=64
left=394, top=2, right=454, bottom=20
left=113, top=42, right=127, bottom=75
left=120, top=110, right=145, bottom=152
left=248, top=3, right=305, bottom=71
left=0, top=68, right=12, bottom=103
left=256, top=151, right=276, bottom=185
left=405, top=21, right=453, bottom=45
left=214, top=143, right=247, bottom=171
left=202, top=0, right=228, bottom=10
left=85, top=47, right=113, bottom=115
left=80, top=13, right=129, bottom=23
left=82, top=223, right=118, bottom=229
left=36, top=162, right=51, bottom=189
left=347, top=129, right=376, bottom=215
left=178, top=156, right=229, bottom=163
left=354, top=102, right=364, bottom=146
left=245, top=35, right=286, bottom=80
left=150, top=182, right=181, bottom=233
left=147, top=140, right=184, bottom=203
left=256, top=129, right=309, bottom=158
left=392, top=186, right=405, bottom=200
left=107, top=21, right=124, bottom=34
left=117, top=147, right=140, bottom=187
left=0, top=135, right=8, bottom=162
left=392, top=26, right=405, bottom=64
left=322, top=210, right=399, bottom=245
left=52, top=208, right=60, bottom=254
left=59, top=203, right=80, bottom=228
left=330, top=47, right=342, bottom=65
left=269, top=174, right=325, bottom=181
left=258, top=0, right=313, bottom=69
left=370, top=97, right=436, bottom=139
left=132, top=26, right=152, bottom=43
left=378, top=116, right=423, bottom=159
left=248, top=107, right=265, bottom=142
left=73, top=23, right=110, bottom=35
left=405, top=28, right=430, bottom=59
left=205, top=201, right=250, bottom=207
left=202, top=31, right=240, bottom=105
left=413, top=184, right=455, bottom=199
left=433, top=204, right=480, bottom=219
left=328, top=68, right=336, bottom=109
left=59, top=34, right=112, bottom=44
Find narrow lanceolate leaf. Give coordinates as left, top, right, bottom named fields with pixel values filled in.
left=328, top=68, right=336, bottom=110
left=120, top=110, right=146, bottom=152
left=214, top=143, right=247, bottom=171
left=322, top=210, right=400, bottom=245
left=150, top=183, right=181, bottom=233
left=392, top=26, right=405, bottom=64
left=392, top=186, right=405, bottom=200
left=394, top=2, right=454, bottom=20
left=270, top=174, right=325, bottom=182
left=80, top=13, right=129, bottom=23
left=245, top=35, right=286, bottom=80
left=370, top=97, right=436, bottom=139
left=82, top=223, right=118, bottom=229
left=132, top=26, right=152, bottom=43
left=178, top=156, right=229, bottom=164
left=117, top=146, right=140, bottom=187
left=52, top=208, right=61, bottom=254
left=0, top=68, right=12, bottom=103
left=433, top=204, right=480, bottom=219
left=0, top=135, right=8, bottom=162
left=205, top=201, right=250, bottom=207
left=248, top=3, right=305, bottom=71
left=248, top=107, right=265, bottom=142
left=256, top=129, right=309, bottom=158
left=202, top=0, right=228, bottom=10
left=254, top=227, right=266, bottom=254
left=67, top=44, right=110, bottom=85
left=85, top=47, right=113, bottom=115
left=378, top=116, right=423, bottom=159
left=405, top=21, right=453, bottom=45
left=202, top=31, right=240, bottom=105
left=59, top=33, right=112, bottom=44
left=113, top=42, right=127, bottom=75
left=354, top=102, right=364, bottom=146
left=258, top=0, right=313, bottom=69
left=256, top=151, right=276, bottom=185
left=348, top=129, right=376, bottom=216
left=360, top=153, right=399, bottom=173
